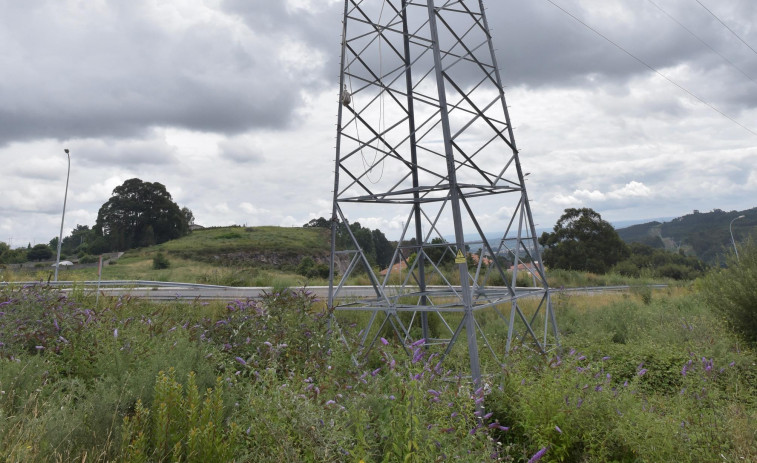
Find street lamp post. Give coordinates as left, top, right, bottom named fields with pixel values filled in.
left=54, top=149, right=71, bottom=282
left=729, top=215, right=745, bottom=262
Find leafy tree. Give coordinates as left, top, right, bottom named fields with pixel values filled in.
left=613, top=242, right=708, bottom=280
left=0, top=246, right=27, bottom=264
left=27, top=244, right=53, bottom=262
left=539, top=208, right=629, bottom=274
left=94, top=178, right=189, bottom=251
left=303, top=217, right=330, bottom=228
left=182, top=207, right=195, bottom=228
left=307, top=216, right=396, bottom=269
left=372, top=228, right=393, bottom=269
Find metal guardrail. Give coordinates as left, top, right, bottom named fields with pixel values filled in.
left=0, top=280, right=669, bottom=302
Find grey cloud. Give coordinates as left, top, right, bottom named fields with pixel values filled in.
left=72, top=137, right=180, bottom=167
left=219, top=139, right=264, bottom=164
left=0, top=0, right=318, bottom=146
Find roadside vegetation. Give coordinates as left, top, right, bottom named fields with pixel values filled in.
left=1, top=241, right=756, bottom=461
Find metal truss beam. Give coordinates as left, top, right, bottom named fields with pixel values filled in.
left=329, top=0, right=559, bottom=385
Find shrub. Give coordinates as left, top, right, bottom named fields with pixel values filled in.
left=612, top=260, right=640, bottom=278
left=698, top=241, right=757, bottom=345
left=78, top=254, right=99, bottom=264
left=295, top=256, right=329, bottom=279
left=153, top=252, right=171, bottom=270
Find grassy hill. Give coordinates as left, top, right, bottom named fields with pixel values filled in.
left=617, top=207, right=757, bottom=264
left=157, top=225, right=330, bottom=261
left=5, top=226, right=333, bottom=287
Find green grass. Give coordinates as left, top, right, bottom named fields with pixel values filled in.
left=0, top=226, right=332, bottom=287
left=159, top=226, right=330, bottom=256
left=1, top=282, right=755, bottom=461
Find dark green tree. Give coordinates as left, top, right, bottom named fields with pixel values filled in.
left=303, top=217, right=331, bottom=228
left=182, top=207, right=195, bottom=228
left=27, top=244, right=53, bottom=262
left=94, top=178, right=189, bottom=251
left=372, top=229, right=394, bottom=269
left=0, top=242, right=9, bottom=263
left=539, top=208, right=630, bottom=274
left=307, top=216, right=396, bottom=269
left=0, top=246, right=27, bottom=264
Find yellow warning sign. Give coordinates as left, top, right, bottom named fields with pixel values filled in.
left=455, top=249, right=466, bottom=264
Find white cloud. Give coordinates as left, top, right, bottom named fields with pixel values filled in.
left=1, top=0, right=756, bottom=247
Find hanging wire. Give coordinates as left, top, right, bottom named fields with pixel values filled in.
left=647, top=0, right=757, bottom=88
left=544, top=0, right=757, bottom=138
left=345, top=0, right=388, bottom=184
left=694, top=0, right=757, bottom=58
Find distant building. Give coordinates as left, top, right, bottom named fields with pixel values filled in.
left=189, top=224, right=205, bottom=231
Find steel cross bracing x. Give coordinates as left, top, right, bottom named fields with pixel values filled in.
left=329, top=0, right=559, bottom=384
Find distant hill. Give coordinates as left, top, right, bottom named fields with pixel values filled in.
left=616, top=207, right=757, bottom=264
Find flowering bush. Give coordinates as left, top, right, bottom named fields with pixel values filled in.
left=1, top=284, right=755, bottom=461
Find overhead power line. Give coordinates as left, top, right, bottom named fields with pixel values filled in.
left=647, top=0, right=757, bottom=88
left=544, top=0, right=757, bottom=138
left=695, top=0, right=757, bottom=58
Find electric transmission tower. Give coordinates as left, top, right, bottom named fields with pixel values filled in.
left=328, top=0, right=559, bottom=383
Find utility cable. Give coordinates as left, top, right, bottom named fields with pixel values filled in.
left=647, top=0, right=757, bottom=88
left=694, top=0, right=757, bottom=58
left=544, top=0, right=757, bottom=138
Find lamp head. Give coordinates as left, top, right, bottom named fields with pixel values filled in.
left=64, top=149, right=69, bottom=154
left=738, top=215, right=745, bottom=219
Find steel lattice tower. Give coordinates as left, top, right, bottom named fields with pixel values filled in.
left=329, top=0, right=559, bottom=383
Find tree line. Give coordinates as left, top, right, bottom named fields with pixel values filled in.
left=539, top=208, right=709, bottom=280
left=0, top=178, right=192, bottom=265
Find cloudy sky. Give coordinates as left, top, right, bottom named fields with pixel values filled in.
left=1, top=0, right=756, bottom=247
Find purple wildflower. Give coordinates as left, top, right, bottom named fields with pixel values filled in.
left=428, top=389, right=440, bottom=397
left=527, top=446, right=548, bottom=463
left=602, top=356, right=611, bottom=361
left=638, top=369, right=648, bottom=376
left=235, top=357, right=247, bottom=366
left=498, top=425, right=510, bottom=431
left=380, top=337, right=388, bottom=345
left=410, top=338, right=426, bottom=347
left=371, top=368, right=381, bottom=377
left=555, top=425, right=562, bottom=434
left=488, top=422, right=499, bottom=429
